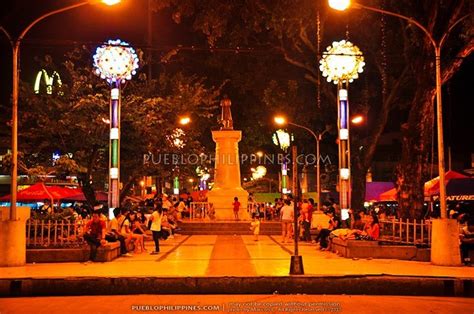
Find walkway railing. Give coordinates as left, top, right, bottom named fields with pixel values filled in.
left=189, top=202, right=213, bottom=220
left=247, top=202, right=268, bottom=220
left=26, top=219, right=88, bottom=247
left=379, top=218, right=432, bottom=246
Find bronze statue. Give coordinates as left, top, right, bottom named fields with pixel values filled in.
left=219, top=98, right=233, bottom=130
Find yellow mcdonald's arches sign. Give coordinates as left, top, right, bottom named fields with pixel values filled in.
left=34, top=69, right=63, bottom=95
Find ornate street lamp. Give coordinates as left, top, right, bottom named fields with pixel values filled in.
left=273, top=129, right=293, bottom=194
left=93, top=39, right=139, bottom=212
left=320, top=39, right=365, bottom=224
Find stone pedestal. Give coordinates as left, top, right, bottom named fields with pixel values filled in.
left=431, top=218, right=461, bottom=266
left=207, top=130, right=249, bottom=220
left=0, top=206, right=30, bottom=267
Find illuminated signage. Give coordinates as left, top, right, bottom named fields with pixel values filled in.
left=34, top=69, right=63, bottom=95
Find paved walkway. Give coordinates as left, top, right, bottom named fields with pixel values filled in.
left=1, top=235, right=473, bottom=279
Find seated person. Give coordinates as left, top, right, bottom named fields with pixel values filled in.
left=83, top=210, right=107, bottom=262
left=119, top=210, right=145, bottom=254
left=352, top=213, right=365, bottom=231
left=354, top=214, right=380, bottom=240
left=106, top=207, right=132, bottom=257
left=129, top=211, right=147, bottom=253
left=160, top=214, right=175, bottom=239
left=460, top=218, right=474, bottom=265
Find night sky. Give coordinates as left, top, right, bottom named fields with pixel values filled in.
left=1, top=1, right=473, bottom=167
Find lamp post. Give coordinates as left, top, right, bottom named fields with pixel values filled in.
left=93, top=39, right=139, bottom=213
left=328, top=0, right=470, bottom=266
left=274, top=116, right=329, bottom=212
left=319, top=39, right=365, bottom=223
left=273, top=129, right=292, bottom=195
left=0, top=0, right=120, bottom=220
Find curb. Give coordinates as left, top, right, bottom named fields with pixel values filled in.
left=1, top=275, right=473, bottom=297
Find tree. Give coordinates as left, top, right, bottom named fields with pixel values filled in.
left=15, top=46, right=221, bottom=206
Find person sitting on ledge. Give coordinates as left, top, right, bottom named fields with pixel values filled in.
left=460, top=218, right=474, bottom=265
left=354, top=214, right=380, bottom=241
left=83, top=210, right=107, bottom=262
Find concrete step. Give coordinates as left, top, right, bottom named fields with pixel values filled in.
left=177, top=221, right=282, bottom=235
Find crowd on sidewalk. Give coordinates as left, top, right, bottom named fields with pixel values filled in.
left=256, top=194, right=474, bottom=266
left=81, top=193, right=194, bottom=262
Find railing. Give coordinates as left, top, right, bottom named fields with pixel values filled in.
left=379, top=218, right=432, bottom=246
left=189, top=202, right=213, bottom=220
left=187, top=202, right=277, bottom=220
left=26, top=218, right=89, bottom=247
left=248, top=202, right=267, bottom=220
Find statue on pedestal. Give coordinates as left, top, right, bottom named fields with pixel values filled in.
left=219, top=98, right=233, bottom=130
left=208, top=97, right=249, bottom=220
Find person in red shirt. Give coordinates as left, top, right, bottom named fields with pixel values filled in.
left=84, top=211, right=107, bottom=261
left=358, top=214, right=380, bottom=240
left=232, top=197, right=241, bottom=221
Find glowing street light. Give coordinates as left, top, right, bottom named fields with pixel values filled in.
left=273, top=128, right=293, bottom=194
left=274, top=116, right=286, bottom=125
left=273, top=115, right=329, bottom=211
left=179, top=116, right=191, bottom=126
left=93, top=39, right=139, bottom=212
left=320, top=39, right=364, bottom=225
left=251, top=166, right=267, bottom=180
left=102, top=0, right=121, bottom=5
left=0, top=0, right=120, bottom=220
left=351, top=115, right=364, bottom=125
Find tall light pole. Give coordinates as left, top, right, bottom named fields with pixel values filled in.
left=328, top=0, right=471, bottom=265
left=272, top=129, right=292, bottom=195
left=274, top=116, right=329, bottom=212
left=319, top=39, right=365, bottom=224
left=93, top=39, right=139, bottom=213
left=0, top=0, right=120, bottom=220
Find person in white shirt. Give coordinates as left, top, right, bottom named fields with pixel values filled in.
left=149, top=204, right=163, bottom=254
left=280, top=199, right=294, bottom=243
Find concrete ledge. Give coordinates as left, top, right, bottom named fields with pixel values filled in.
left=95, top=242, right=121, bottom=262
left=26, top=242, right=121, bottom=263
left=27, top=248, right=89, bottom=263
left=0, top=276, right=472, bottom=297
left=331, top=238, right=430, bottom=261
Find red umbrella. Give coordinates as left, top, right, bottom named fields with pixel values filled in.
left=0, top=182, right=55, bottom=203
left=424, top=170, right=469, bottom=196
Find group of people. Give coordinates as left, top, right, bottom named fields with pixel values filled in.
left=82, top=194, right=185, bottom=262
left=270, top=195, right=381, bottom=250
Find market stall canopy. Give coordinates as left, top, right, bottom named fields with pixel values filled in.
left=365, top=182, right=395, bottom=202
left=443, top=178, right=474, bottom=201
left=425, top=170, right=469, bottom=196
left=379, top=187, right=397, bottom=202
left=0, top=182, right=79, bottom=203
left=379, top=171, right=472, bottom=202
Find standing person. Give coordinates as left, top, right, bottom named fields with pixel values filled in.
left=250, top=213, right=261, bottom=241
left=232, top=197, right=241, bottom=221
left=149, top=204, right=163, bottom=255
left=83, top=211, right=107, bottom=262
left=280, top=199, right=294, bottom=244
left=301, top=199, right=312, bottom=242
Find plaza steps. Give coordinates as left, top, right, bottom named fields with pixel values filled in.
left=177, top=221, right=281, bottom=235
